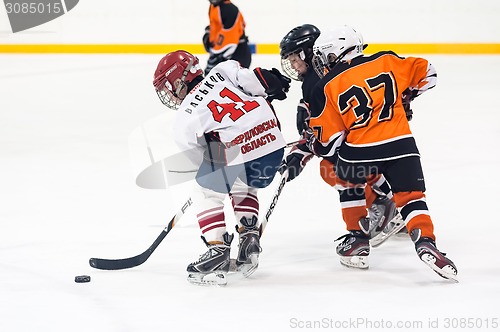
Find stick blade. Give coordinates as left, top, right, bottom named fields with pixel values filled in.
left=89, top=254, right=148, bottom=270
left=88, top=227, right=171, bottom=270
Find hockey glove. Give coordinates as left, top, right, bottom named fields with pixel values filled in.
left=202, top=26, right=213, bottom=53
left=278, top=143, right=314, bottom=182
left=303, top=127, right=319, bottom=155
left=302, top=127, right=340, bottom=165
left=200, top=131, right=227, bottom=165
left=253, top=67, right=291, bottom=102
left=402, top=88, right=418, bottom=121
left=205, top=53, right=228, bottom=75
left=296, top=99, right=311, bottom=135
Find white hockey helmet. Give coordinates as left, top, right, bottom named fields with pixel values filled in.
left=312, top=25, right=366, bottom=77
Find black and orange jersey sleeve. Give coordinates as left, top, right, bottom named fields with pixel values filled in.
left=309, top=77, right=347, bottom=157
left=208, top=1, right=246, bottom=55
left=310, top=77, right=347, bottom=142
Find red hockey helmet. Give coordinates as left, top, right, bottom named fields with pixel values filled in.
left=153, top=50, right=203, bottom=110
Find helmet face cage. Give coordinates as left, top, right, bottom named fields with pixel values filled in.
left=279, top=24, right=321, bottom=80
left=312, top=50, right=339, bottom=79
left=156, top=79, right=186, bottom=110
left=280, top=49, right=308, bottom=81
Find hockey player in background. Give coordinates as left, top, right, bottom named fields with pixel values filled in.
left=153, top=50, right=290, bottom=285
left=307, top=25, right=458, bottom=281
left=278, top=24, right=399, bottom=243
left=203, top=0, right=251, bottom=75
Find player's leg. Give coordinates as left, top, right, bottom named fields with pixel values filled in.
left=328, top=159, right=372, bottom=269
left=186, top=184, right=233, bottom=286
left=365, top=173, right=401, bottom=238
left=385, top=157, right=458, bottom=281
left=186, top=161, right=241, bottom=285
left=229, top=179, right=261, bottom=277
left=231, top=39, right=252, bottom=68
left=232, top=148, right=284, bottom=276
left=320, top=159, right=397, bottom=239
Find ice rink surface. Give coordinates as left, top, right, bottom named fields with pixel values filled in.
left=1, top=54, right=500, bottom=331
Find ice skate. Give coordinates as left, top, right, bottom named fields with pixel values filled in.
left=367, top=195, right=398, bottom=238
left=235, top=216, right=262, bottom=277
left=335, top=229, right=370, bottom=269
left=411, top=229, right=458, bottom=282
left=370, top=214, right=406, bottom=247
left=187, top=232, right=233, bottom=286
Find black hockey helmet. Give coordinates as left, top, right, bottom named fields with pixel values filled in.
left=279, top=24, right=321, bottom=81
left=280, top=24, right=321, bottom=61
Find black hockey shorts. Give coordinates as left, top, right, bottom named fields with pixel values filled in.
left=196, top=148, right=284, bottom=193
left=335, top=156, right=426, bottom=193
left=231, top=42, right=251, bottom=69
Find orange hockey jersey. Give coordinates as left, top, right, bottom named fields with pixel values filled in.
left=208, top=0, right=246, bottom=56
left=309, top=51, right=436, bottom=162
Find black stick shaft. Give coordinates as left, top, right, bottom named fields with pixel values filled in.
left=259, top=169, right=288, bottom=236
left=89, top=196, right=195, bottom=270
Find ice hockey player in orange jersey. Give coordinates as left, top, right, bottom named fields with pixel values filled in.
left=203, top=0, right=251, bottom=75
left=307, top=25, right=458, bottom=282
left=278, top=24, right=400, bottom=244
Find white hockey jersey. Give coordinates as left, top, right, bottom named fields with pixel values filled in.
left=174, top=60, right=286, bottom=167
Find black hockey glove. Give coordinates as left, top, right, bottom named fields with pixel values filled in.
left=278, top=143, right=314, bottom=182
left=205, top=53, right=228, bottom=76
left=402, top=88, right=418, bottom=121
left=296, top=99, right=311, bottom=135
left=254, top=67, right=291, bottom=102
left=200, top=131, right=227, bottom=165
left=303, top=127, right=319, bottom=155
left=269, top=68, right=291, bottom=101
left=303, top=127, right=341, bottom=164
left=202, top=26, right=213, bottom=53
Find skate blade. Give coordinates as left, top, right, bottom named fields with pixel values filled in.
left=187, top=271, right=228, bottom=286
left=370, top=215, right=406, bottom=247
left=236, top=254, right=259, bottom=277
left=420, top=253, right=459, bottom=283
left=339, top=255, right=369, bottom=269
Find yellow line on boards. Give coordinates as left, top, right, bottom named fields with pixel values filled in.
left=1, top=43, right=500, bottom=54
left=0, top=44, right=207, bottom=54
left=365, top=43, right=500, bottom=54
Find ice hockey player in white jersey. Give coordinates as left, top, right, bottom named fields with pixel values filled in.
left=153, top=50, right=291, bottom=285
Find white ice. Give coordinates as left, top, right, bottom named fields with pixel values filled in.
left=1, top=54, right=499, bottom=331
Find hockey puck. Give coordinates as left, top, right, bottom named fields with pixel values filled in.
left=75, top=275, right=91, bottom=283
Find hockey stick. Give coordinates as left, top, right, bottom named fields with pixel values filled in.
left=227, top=168, right=289, bottom=272
left=90, top=141, right=301, bottom=270
left=256, top=138, right=308, bottom=235
left=285, top=139, right=306, bottom=148
left=89, top=195, right=198, bottom=270
left=259, top=169, right=288, bottom=236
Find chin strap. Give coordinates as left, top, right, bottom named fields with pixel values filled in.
left=175, top=57, right=194, bottom=97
